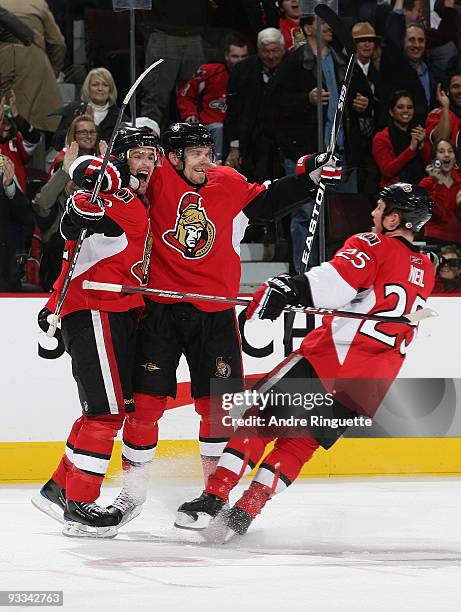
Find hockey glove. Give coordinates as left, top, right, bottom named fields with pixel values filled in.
left=296, top=151, right=342, bottom=186
left=246, top=273, right=311, bottom=321
left=69, top=155, right=131, bottom=194
left=66, top=189, right=105, bottom=229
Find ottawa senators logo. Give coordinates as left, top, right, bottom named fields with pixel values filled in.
left=131, top=230, right=153, bottom=285
left=163, top=192, right=215, bottom=259
left=215, top=357, right=231, bottom=378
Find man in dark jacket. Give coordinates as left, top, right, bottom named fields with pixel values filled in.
left=267, top=14, right=346, bottom=269
left=224, top=27, right=285, bottom=183
left=269, top=14, right=346, bottom=169
left=381, top=6, right=437, bottom=124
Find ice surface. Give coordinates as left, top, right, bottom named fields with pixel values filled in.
left=2, top=477, right=461, bottom=612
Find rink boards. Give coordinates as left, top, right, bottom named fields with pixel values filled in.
left=1, top=294, right=460, bottom=482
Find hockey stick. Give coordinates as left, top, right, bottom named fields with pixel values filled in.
left=81, top=280, right=437, bottom=324
left=46, top=58, right=164, bottom=338
left=283, top=4, right=357, bottom=347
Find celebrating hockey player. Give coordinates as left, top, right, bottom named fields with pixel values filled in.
left=32, top=127, right=163, bottom=537
left=174, top=183, right=435, bottom=540
left=112, top=121, right=341, bottom=525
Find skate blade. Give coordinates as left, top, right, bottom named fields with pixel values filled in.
left=31, top=493, right=64, bottom=524
left=62, top=521, right=118, bottom=539
left=200, top=510, right=237, bottom=544
left=174, top=510, right=214, bottom=531
left=117, top=504, right=143, bottom=528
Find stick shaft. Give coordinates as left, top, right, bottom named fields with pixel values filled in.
left=284, top=7, right=357, bottom=349
left=82, top=280, right=435, bottom=324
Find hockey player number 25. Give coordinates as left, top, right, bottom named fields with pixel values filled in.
left=360, top=284, right=427, bottom=354
left=336, top=248, right=371, bottom=268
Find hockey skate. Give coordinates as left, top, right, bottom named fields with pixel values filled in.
left=174, top=492, right=227, bottom=530
left=62, top=500, right=120, bottom=538
left=201, top=506, right=253, bottom=544
left=31, top=479, right=66, bottom=524
left=106, top=488, right=143, bottom=527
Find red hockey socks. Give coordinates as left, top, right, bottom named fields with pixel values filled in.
left=205, top=436, right=272, bottom=500
left=206, top=467, right=241, bottom=501
left=65, top=414, right=124, bottom=502
left=253, top=436, right=320, bottom=494
left=122, top=393, right=167, bottom=465
left=234, top=437, right=320, bottom=519
left=51, top=416, right=85, bottom=489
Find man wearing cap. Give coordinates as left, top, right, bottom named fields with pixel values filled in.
left=348, top=21, right=384, bottom=192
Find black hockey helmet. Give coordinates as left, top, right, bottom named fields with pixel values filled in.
left=112, top=126, right=163, bottom=163
left=162, top=122, right=214, bottom=160
left=378, top=183, right=432, bottom=233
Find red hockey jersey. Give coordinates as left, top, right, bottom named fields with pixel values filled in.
left=146, top=161, right=266, bottom=311
left=177, top=63, right=228, bottom=125
left=279, top=17, right=305, bottom=51
left=299, top=232, right=434, bottom=414
left=47, top=188, right=151, bottom=318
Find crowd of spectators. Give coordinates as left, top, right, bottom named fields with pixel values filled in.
left=1, top=0, right=461, bottom=293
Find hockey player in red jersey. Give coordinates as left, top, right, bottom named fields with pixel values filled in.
left=32, top=127, right=163, bottom=537
left=112, top=122, right=341, bottom=525
left=174, top=183, right=435, bottom=538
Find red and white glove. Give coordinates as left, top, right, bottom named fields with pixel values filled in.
left=246, top=273, right=310, bottom=321
left=69, top=155, right=130, bottom=194
left=296, top=151, right=342, bottom=186
left=66, top=189, right=105, bottom=228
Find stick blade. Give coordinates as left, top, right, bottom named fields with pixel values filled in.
left=405, top=308, right=438, bottom=323
left=314, top=4, right=356, bottom=54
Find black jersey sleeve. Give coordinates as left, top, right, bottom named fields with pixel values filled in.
left=243, top=173, right=314, bottom=222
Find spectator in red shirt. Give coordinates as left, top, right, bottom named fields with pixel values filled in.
left=0, top=89, right=40, bottom=193
left=372, top=90, right=426, bottom=186
left=177, top=32, right=249, bottom=163
left=278, top=0, right=305, bottom=51
left=425, top=72, right=461, bottom=163
left=419, top=138, right=461, bottom=246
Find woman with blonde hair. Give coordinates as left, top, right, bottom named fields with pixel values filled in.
left=52, top=67, right=125, bottom=148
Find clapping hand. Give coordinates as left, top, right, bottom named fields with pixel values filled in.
left=62, top=141, right=79, bottom=174
left=98, top=140, right=108, bottom=156
left=2, top=155, right=15, bottom=187
left=410, top=125, right=425, bottom=151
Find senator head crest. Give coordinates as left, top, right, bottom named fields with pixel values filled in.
left=162, top=192, right=215, bottom=258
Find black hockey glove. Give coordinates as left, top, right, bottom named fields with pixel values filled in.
left=296, top=151, right=342, bottom=186
left=246, top=273, right=311, bottom=321
left=69, top=155, right=131, bottom=193
left=66, top=189, right=105, bottom=229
